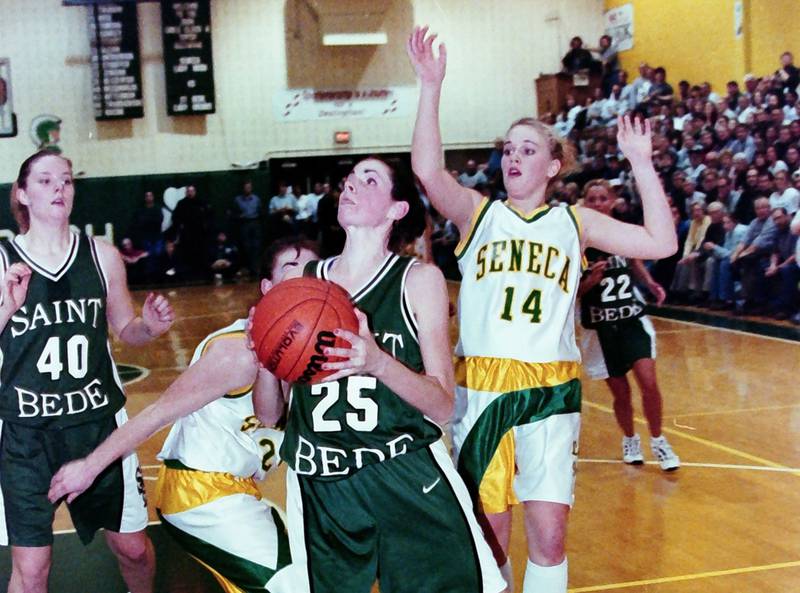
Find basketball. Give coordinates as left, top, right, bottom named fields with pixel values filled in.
left=250, top=277, right=359, bottom=384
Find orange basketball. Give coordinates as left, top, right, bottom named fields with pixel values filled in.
left=250, top=277, right=358, bottom=384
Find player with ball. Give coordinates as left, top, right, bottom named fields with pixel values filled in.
left=250, top=156, right=506, bottom=593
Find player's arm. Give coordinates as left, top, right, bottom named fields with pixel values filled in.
left=579, top=116, right=677, bottom=260
left=630, top=258, right=666, bottom=305
left=0, top=263, right=32, bottom=334
left=577, top=261, right=607, bottom=298
left=94, top=238, right=174, bottom=345
left=252, top=368, right=287, bottom=427
left=322, top=263, right=455, bottom=424
left=407, top=26, right=481, bottom=236
left=47, top=337, right=258, bottom=503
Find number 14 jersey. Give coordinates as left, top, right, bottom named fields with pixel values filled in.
left=455, top=199, right=583, bottom=364
left=281, top=255, right=442, bottom=481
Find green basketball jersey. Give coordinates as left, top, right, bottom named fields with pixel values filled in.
left=580, top=247, right=646, bottom=328
left=0, top=232, right=126, bottom=428
left=281, top=254, right=442, bottom=481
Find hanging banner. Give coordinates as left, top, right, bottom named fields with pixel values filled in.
left=604, top=3, right=634, bottom=52
left=273, top=87, right=416, bottom=122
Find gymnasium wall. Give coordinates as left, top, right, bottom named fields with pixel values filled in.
left=603, top=0, right=800, bottom=92
left=0, top=0, right=605, bottom=186
left=748, top=0, right=800, bottom=78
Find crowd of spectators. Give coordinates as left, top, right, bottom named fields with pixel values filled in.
left=545, top=44, right=800, bottom=323
left=117, top=44, right=800, bottom=325
left=120, top=179, right=335, bottom=286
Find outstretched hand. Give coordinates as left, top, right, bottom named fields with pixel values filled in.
left=406, top=25, right=447, bottom=86
left=48, top=458, right=97, bottom=504
left=616, top=115, right=653, bottom=166
left=142, top=292, right=175, bottom=337
left=320, top=309, right=388, bottom=382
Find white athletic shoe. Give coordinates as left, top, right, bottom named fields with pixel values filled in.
left=650, top=435, right=680, bottom=471
left=622, top=434, right=644, bottom=465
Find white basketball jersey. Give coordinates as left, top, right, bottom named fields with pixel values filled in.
left=158, top=319, right=283, bottom=479
left=456, top=200, right=583, bottom=363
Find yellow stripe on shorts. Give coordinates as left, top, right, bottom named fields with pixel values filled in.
left=153, top=465, right=262, bottom=516
left=455, top=356, right=580, bottom=392
left=478, top=430, right=519, bottom=514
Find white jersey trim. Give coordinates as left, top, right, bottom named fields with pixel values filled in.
left=11, top=231, right=79, bottom=282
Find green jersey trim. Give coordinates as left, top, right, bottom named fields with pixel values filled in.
left=454, top=198, right=492, bottom=261
left=502, top=202, right=552, bottom=224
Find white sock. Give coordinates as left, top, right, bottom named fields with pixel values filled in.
left=522, top=557, right=567, bottom=593
left=499, top=556, right=514, bottom=592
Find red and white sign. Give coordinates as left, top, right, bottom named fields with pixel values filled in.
left=273, top=87, right=415, bottom=122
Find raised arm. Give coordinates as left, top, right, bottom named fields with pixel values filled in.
left=407, top=26, right=481, bottom=235
left=48, top=337, right=258, bottom=503
left=579, top=116, right=678, bottom=259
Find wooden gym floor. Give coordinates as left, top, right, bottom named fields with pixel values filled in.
left=1, top=281, right=798, bottom=592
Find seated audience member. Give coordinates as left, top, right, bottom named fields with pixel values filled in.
left=671, top=202, right=710, bottom=302
left=209, top=231, right=239, bottom=281
left=684, top=146, right=707, bottom=183
left=159, top=239, right=184, bottom=283
left=562, top=36, right=594, bottom=73
left=119, top=237, right=149, bottom=285
left=642, top=67, right=674, bottom=109
left=731, top=197, right=778, bottom=313
left=775, top=51, right=800, bottom=94
left=652, top=206, right=689, bottom=291
left=769, top=170, right=800, bottom=214
left=705, top=213, right=749, bottom=309
left=765, top=208, right=799, bottom=319
left=457, top=159, right=488, bottom=188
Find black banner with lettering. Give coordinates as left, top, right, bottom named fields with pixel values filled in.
left=88, top=2, right=144, bottom=120
left=161, top=0, right=216, bottom=115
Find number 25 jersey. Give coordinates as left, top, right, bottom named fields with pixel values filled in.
left=455, top=199, right=583, bottom=364
left=281, top=255, right=442, bottom=481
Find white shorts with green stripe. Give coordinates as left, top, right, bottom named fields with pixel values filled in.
left=154, top=464, right=300, bottom=593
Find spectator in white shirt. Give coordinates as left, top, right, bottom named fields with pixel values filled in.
left=769, top=170, right=800, bottom=213
left=457, top=159, right=489, bottom=188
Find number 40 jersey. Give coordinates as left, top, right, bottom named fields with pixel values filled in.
left=0, top=232, right=127, bottom=428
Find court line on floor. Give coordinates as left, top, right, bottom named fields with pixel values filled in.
left=668, top=402, right=800, bottom=420
left=651, top=315, right=800, bottom=345
left=568, top=560, right=800, bottom=592
left=582, top=400, right=798, bottom=474
left=578, top=458, right=800, bottom=473
left=53, top=520, right=162, bottom=536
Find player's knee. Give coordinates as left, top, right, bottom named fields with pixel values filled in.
left=528, top=530, right=566, bottom=565
left=530, top=541, right=565, bottom=566
left=107, top=532, right=151, bottom=565
left=12, top=555, right=51, bottom=592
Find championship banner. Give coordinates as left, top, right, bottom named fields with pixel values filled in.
left=273, top=87, right=416, bottom=122
left=605, top=3, right=634, bottom=52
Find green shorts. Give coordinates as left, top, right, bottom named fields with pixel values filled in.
left=285, top=441, right=505, bottom=593
left=0, top=408, right=148, bottom=547
left=582, top=316, right=656, bottom=379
